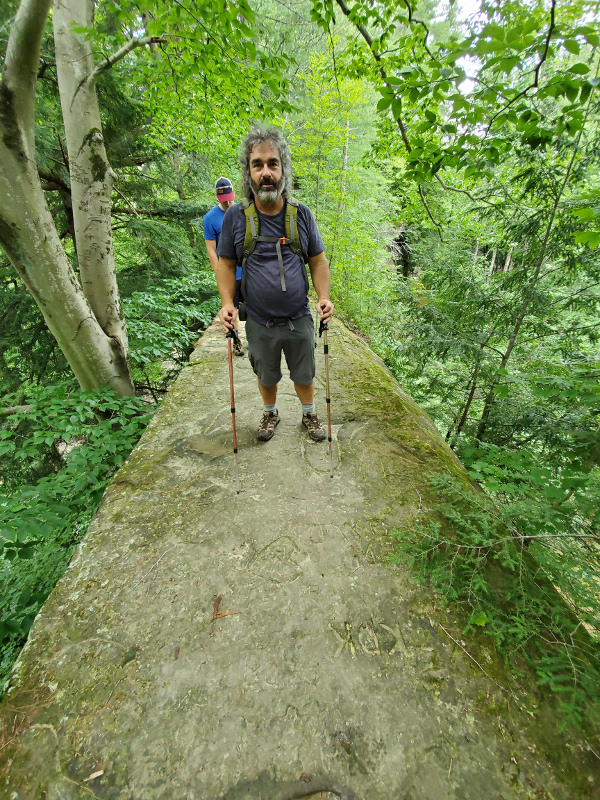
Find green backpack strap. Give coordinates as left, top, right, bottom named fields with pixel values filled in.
left=285, top=197, right=309, bottom=262
left=240, top=196, right=308, bottom=296
left=242, top=198, right=259, bottom=266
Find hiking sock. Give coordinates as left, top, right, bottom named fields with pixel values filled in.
left=301, top=402, right=316, bottom=416
left=264, top=402, right=278, bottom=415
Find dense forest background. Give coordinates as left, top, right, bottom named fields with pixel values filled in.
left=1, top=0, right=599, bottom=729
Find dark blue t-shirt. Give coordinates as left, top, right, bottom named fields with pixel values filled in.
left=203, top=205, right=242, bottom=280
left=218, top=199, right=325, bottom=324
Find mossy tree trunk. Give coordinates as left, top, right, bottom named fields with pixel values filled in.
left=53, top=0, right=130, bottom=351
left=0, top=0, right=135, bottom=395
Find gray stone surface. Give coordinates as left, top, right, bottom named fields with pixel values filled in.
left=1, top=319, right=598, bottom=798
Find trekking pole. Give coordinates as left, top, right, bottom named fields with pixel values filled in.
left=319, top=319, right=334, bottom=478
left=226, top=327, right=241, bottom=494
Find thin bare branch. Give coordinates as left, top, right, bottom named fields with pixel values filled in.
left=401, top=0, right=434, bottom=59
left=484, top=0, right=556, bottom=136
left=89, top=35, right=166, bottom=86
left=439, top=625, right=515, bottom=698
left=434, top=175, right=498, bottom=209
left=418, top=185, right=443, bottom=241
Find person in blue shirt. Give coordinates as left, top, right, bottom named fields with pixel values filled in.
left=203, top=178, right=244, bottom=356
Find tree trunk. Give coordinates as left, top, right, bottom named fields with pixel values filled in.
left=0, top=0, right=134, bottom=395
left=474, top=102, right=591, bottom=444
left=53, top=0, right=130, bottom=351
left=486, top=247, right=497, bottom=282
left=447, top=354, right=483, bottom=448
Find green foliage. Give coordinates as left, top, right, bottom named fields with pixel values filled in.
left=124, top=273, right=220, bottom=386
left=114, top=218, right=205, bottom=294
left=320, top=0, right=600, bottom=183
left=0, top=257, right=71, bottom=394
left=91, top=0, right=296, bottom=153
left=392, top=473, right=600, bottom=729
left=2, top=0, right=599, bottom=731
left=276, top=50, right=398, bottom=332
left=0, top=387, right=153, bottom=690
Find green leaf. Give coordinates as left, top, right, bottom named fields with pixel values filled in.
left=472, top=610, right=489, bottom=627
left=145, top=21, right=162, bottom=36
left=579, top=82, right=592, bottom=104
left=499, top=56, right=519, bottom=73
left=572, top=208, right=596, bottom=220
left=569, top=63, right=590, bottom=75
left=475, top=39, right=499, bottom=56
left=563, top=39, right=580, bottom=54
left=565, top=83, right=579, bottom=103
left=574, top=231, right=600, bottom=249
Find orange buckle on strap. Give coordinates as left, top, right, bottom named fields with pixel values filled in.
left=279, top=237, right=290, bottom=245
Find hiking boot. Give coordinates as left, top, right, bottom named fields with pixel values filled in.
left=232, top=337, right=244, bottom=357
left=302, top=412, right=326, bottom=442
left=257, top=411, right=280, bottom=441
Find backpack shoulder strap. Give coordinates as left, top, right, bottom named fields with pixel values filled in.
left=242, top=199, right=259, bottom=263
left=285, top=197, right=305, bottom=260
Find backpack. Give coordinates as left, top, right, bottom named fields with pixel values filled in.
left=240, top=197, right=309, bottom=298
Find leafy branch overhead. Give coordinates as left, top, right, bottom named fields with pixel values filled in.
left=0, top=0, right=293, bottom=400
left=311, top=0, right=598, bottom=183
left=89, top=0, right=295, bottom=148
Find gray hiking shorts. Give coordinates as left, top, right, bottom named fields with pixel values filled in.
left=245, top=314, right=315, bottom=387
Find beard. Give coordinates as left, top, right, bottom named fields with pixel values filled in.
left=251, top=175, right=285, bottom=204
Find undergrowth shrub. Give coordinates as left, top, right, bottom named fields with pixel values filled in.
left=392, top=473, right=600, bottom=730
left=123, top=273, right=220, bottom=391
left=0, top=387, right=153, bottom=691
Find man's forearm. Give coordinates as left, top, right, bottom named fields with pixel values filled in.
left=216, top=258, right=237, bottom=305
left=309, top=256, right=331, bottom=300
left=205, top=239, right=219, bottom=277
left=207, top=252, right=219, bottom=276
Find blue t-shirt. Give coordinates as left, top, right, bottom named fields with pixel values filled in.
left=218, top=199, right=325, bottom=325
left=203, top=205, right=242, bottom=279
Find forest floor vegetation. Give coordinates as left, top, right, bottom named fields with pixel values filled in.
left=0, top=274, right=220, bottom=692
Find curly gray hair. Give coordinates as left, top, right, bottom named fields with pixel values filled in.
left=240, top=126, right=293, bottom=201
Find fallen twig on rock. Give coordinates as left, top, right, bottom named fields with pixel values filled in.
left=212, top=595, right=240, bottom=621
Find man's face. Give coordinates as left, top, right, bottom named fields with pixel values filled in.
left=249, top=141, right=285, bottom=204
left=218, top=199, right=234, bottom=211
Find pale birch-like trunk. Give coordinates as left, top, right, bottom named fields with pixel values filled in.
left=53, top=0, right=129, bottom=349
left=487, top=246, right=497, bottom=281
left=0, top=0, right=134, bottom=395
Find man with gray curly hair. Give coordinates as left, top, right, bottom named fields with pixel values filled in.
left=216, top=125, right=334, bottom=443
